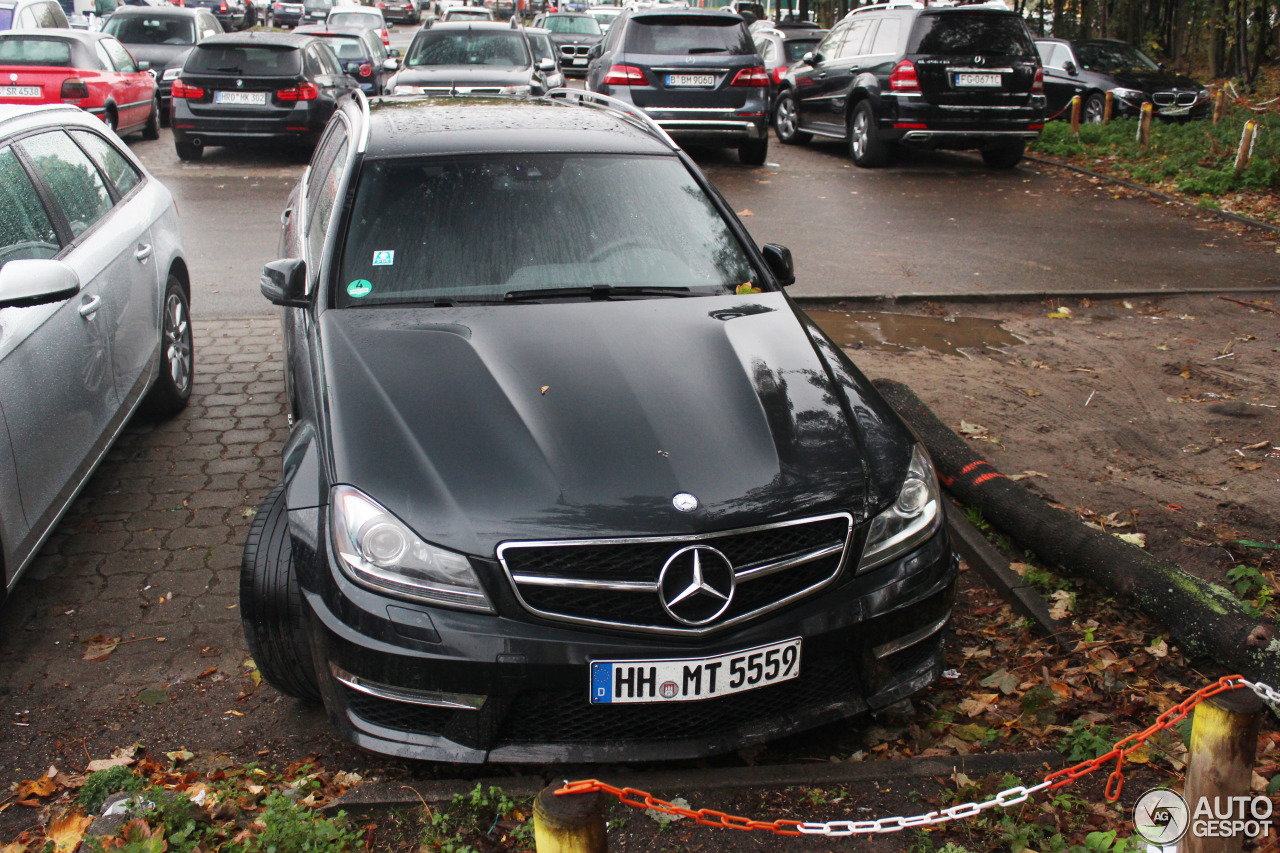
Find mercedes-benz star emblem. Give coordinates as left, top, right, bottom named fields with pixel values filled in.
left=658, top=545, right=735, bottom=626
left=973, top=55, right=985, bottom=65
left=672, top=493, right=698, bottom=512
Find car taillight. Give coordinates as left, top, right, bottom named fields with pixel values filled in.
left=1031, top=67, right=1043, bottom=93
left=274, top=2, right=282, bottom=8
left=171, top=78, right=204, bottom=98
left=60, top=78, right=89, bottom=100
left=771, top=66, right=786, bottom=85
left=357, top=62, right=372, bottom=77
left=278, top=81, right=319, bottom=101
left=730, top=66, right=768, bottom=87
left=602, top=64, right=646, bottom=86
left=381, top=28, right=389, bottom=45
left=219, top=0, right=227, bottom=9
left=889, top=59, right=919, bottom=92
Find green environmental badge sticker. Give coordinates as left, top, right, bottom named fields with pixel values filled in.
left=347, top=279, right=372, bottom=298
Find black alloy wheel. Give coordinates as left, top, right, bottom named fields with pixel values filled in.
left=848, top=100, right=887, bottom=167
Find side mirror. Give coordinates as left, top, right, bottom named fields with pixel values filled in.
left=383, top=57, right=399, bottom=71
left=138, top=60, right=151, bottom=71
left=761, top=243, right=794, bottom=287
left=587, top=43, right=602, bottom=59
left=261, top=258, right=309, bottom=306
left=0, top=258, right=80, bottom=308
left=538, top=57, right=556, bottom=72
left=802, top=50, right=817, bottom=65
left=1064, top=60, right=1077, bottom=75
left=389, top=47, right=402, bottom=57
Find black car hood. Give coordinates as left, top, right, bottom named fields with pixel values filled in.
left=122, top=43, right=192, bottom=71
left=1103, top=67, right=1200, bottom=91
left=319, top=294, right=911, bottom=556
left=392, top=66, right=532, bottom=87
left=546, top=32, right=601, bottom=47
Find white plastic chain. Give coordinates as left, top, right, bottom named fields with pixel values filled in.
left=793, top=679, right=1279, bottom=838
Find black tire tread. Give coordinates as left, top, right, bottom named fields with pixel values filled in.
left=240, top=484, right=322, bottom=702
left=142, top=97, right=160, bottom=140
left=738, top=137, right=768, bottom=166
left=142, top=276, right=193, bottom=418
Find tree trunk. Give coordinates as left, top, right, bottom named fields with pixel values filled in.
left=872, top=379, right=1280, bottom=686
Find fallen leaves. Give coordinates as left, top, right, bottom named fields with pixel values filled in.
left=45, top=813, right=91, bottom=853
left=81, top=636, right=119, bottom=662
left=87, top=744, right=141, bottom=773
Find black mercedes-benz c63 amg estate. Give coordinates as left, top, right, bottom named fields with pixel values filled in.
left=242, top=89, right=958, bottom=763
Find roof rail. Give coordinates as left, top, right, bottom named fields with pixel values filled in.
left=354, top=88, right=371, bottom=154
left=546, top=88, right=680, bottom=151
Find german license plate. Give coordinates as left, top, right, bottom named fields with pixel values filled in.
left=0, top=86, right=41, bottom=97
left=571, top=57, right=586, bottom=65
left=667, top=74, right=715, bottom=88
left=215, top=90, right=267, bottom=105
left=589, top=638, right=800, bottom=705
left=954, top=73, right=1001, bottom=87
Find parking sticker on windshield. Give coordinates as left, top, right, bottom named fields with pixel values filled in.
left=372, top=250, right=395, bottom=266
left=347, top=279, right=372, bottom=298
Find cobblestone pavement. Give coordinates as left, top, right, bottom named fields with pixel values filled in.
left=0, top=316, right=367, bottom=794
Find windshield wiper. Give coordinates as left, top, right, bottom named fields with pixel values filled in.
left=503, top=284, right=693, bottom=302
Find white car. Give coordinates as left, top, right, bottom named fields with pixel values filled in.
left=0, top=103, right=193, bottom=597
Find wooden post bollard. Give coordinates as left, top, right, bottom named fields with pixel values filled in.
left=1069, top=95, right=1081, bottom=135
left=1234, top=119, right=1257, bottom=172
left=534, top=786, right=607, bottom=853
left=1213, top=89, right=1227, bottom=124
left=1182, top=689, right=1264, bottom=853
left=1103, top=91, right=1113, bottom=125
left=1137, top=102, right=1152, bottom=148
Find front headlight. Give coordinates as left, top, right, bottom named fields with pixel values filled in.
left=330, top=485, right=493, bottom=612
left=1111, top=87, right=1146, bottom=103
left=162, top=67, right=182, bottom=81
left=857, top=445, right=942, bottom=573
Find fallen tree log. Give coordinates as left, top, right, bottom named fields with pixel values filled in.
left=872, top=378, right=1280, bottom=686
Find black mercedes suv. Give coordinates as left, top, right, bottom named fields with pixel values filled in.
left=584, top=7, right=771, bottom=165
left=774, top=0, right=1045, bottom=168
left=242, top=89, right=957, bottom=763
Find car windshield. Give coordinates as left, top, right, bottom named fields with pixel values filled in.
left=908, top=13, right=1034, bottom=57
left=0, top=9, right=11, bottom=28
left=328, top=11, right=378, bottom=27
left=103, top=15, right=196, bottom=45
left=406, top=30, right=530, bottom=67
left=336, top=154, right=756, bottom=307
left=185, top=43, right=302, bottom=74
left=544, top=15, right=599, bottom=35
left=444, top=8, right=488, bottom=18
left=0, top=36, right=73, bottom=65
left=784, top=37, right=820, bottom=62
left=317, top=34, right=366, bottom=61
left=625, top=16, right=754, bottom=55
left=1075, top=42, right=1159, bottom=73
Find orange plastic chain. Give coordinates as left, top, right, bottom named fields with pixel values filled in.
left=556, top=675, right=1266, bottom=838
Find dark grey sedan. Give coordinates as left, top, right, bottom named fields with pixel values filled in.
left=101, top=5, right=224, bottom=122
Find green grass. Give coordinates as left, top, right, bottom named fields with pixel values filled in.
left=1029, top=109, right=1280, bottom=196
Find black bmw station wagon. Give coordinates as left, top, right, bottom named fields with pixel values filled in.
left=242, top=90, right=958, bottom=763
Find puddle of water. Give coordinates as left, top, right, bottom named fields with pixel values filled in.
left=806, top=309, right=1024, bottom=357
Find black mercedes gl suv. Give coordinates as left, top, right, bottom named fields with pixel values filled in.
left=243, top=90, right=958, bottom=764
left=774, top=0, right=1045, bottom=168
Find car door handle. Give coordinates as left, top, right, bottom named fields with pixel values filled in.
left=815, top=71, right=827, bottom=78
left=134, top=243, right=153, bottom=262
left=282, top=207, right=293, bottom=225
left=79, top=295, right=102, bottom=319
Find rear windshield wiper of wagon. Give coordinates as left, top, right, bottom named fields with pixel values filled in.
left=503, top=284, right=694, bottom=302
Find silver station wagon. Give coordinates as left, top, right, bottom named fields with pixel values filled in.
left=0, top=103, right=193, bottom=602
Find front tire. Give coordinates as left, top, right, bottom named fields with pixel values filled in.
left=143, top=275, right=194, bottom=416
left=240, top=484, right=322, bottom=703
left=738, top=136, right=768, bottom=166
left=848, top=100, right=887, bottom=167
left=773, top=90, right=810, bottom=145
left=175, top=140, right=203, bottom=161
left=101, top=108, right=117, bottom=134
left=142, top=97, right=161, bottom=140
left=1083, top=92, right=1106, bottom=124
left=981, top=139, right=1025, bottom=169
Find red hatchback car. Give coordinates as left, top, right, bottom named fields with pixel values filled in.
left=0, top=30, right=160, bottom=139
